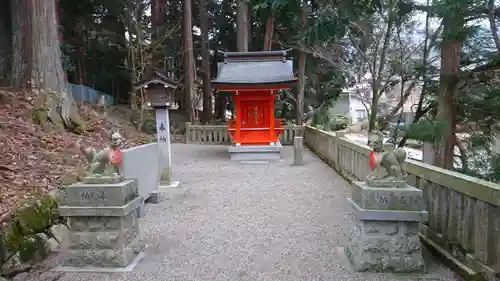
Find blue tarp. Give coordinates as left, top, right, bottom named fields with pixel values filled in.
left=67, top=83, right=115, bottom=106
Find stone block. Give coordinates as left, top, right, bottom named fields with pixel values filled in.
left=64, top=180, right=138, bottom=207
left=347, top=198, right=429, bottom=222
left=59, top=196, right=142, bottom=217
left=345, top=199, right=426, bottom=273
left=150, top=184, right=188, bottom=202
left=229, top=144, right=282, bottom=161
left=61, top=209, right=143, bottom=268
left=61, top=238, right=143, bottom=268
left=365, top=179, right=406, bottom=188
left=345, top=214, right=425, bottom=273
left=67, top=213, right=139, bottom=252
left=83, top=175, right=125, bottom=184
left=69, top=212, right=137, bottom=232
left=68, top=228, right=138, bottom=250
left=362, top=221, right=400, bottom=236
left=351, top=181, right=424, bottom=211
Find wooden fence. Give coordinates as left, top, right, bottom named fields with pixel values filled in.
left=303, top=125, right=500, bottom=281
left=184, top=122, right=304, bottom=145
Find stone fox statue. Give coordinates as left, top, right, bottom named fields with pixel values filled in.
left=366, top=130, right=407, bottom=182
left=83, top=132, right=123, bottom=177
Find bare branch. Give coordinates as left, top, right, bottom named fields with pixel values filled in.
left=346, top=30, right=375, bottom=74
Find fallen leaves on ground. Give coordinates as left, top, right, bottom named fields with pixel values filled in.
left=0, top=89, right=154, bottom=226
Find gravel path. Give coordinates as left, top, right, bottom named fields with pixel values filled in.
left=27, top=144, right=462, bottom=281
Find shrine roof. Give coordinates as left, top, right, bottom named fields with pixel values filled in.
left=133, top=70, right=179, bottom=90
left=212, top=49, right=297, bottom=89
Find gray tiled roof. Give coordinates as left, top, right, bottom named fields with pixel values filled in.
left=212, top=50, right=297, bottom=86
left=133, top=70, right=179, bottom=90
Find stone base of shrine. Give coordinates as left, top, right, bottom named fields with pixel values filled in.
left=228, top=143, right=282, bottom=161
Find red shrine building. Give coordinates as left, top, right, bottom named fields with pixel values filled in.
left=212, top=50, right=297, bottom=161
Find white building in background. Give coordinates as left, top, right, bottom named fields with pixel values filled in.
left=328, top=91, right=367, bottom=124
left=328, top=73, right=422, bottom=125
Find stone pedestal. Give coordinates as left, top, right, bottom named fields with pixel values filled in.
left=345, top=181, right=428, bottom=273
left=58, top=179, right=144, bottom=269
left=293, top=136, right=304, bottom=166
left=228, top=144, right=282, bottom=161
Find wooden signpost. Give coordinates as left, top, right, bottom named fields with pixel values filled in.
left=133, top=70, right=180, bottom=188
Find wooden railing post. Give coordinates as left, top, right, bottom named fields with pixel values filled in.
left=185, top=122, right=191, bottom=144
left=334, top=130, right=345, bottom=173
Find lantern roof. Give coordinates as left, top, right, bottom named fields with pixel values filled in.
left=133, top=70, right=179, bottom=91
left=212, top=49, right=297, bottom=90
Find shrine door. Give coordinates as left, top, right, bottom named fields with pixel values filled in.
left=240, top=100, right=269, bottom=128
left=239, top=100, right=271, bottom=144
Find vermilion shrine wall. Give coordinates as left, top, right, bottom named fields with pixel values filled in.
left=228, top=89, right=284, bottom=146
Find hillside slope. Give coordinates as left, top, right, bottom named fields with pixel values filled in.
left=0, top=89, right=154, bottom=225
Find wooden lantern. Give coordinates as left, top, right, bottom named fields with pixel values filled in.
left=133, top=70, right=178, bottom=109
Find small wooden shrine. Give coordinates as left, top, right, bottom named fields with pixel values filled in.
left=133, top=70, right=179, bottom=108
left=212, top=50, right=297, bottom=160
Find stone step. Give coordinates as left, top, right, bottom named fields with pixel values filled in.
left=228, top=144, right=282, bottom=161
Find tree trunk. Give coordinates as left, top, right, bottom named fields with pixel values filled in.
left=368, top=0, right=396, bottom=132
left=295, top=0, right=307, bottom=125
left=16, top=0, right=67, bottom=92
left=198, top=0, right=212, bottom=123
left=10, top=0, right=31, bottom=90
left=434, top=33, right=459, bottom=169
left=263, top=15, right=274, bottom=51
left=11, top=0, right=78, bottom=129
left=455, top=134, right=468, bottom=172
left=487, top=0, right=500, bottom=53
left=368, top=96, right=379, bottom=131
left=183, top=0, right=196, bottom=122
left=236, top=0, right=248, bottom=51
left=151, top=0, right=167, bottom=70
left=73, top=17, right=86, bottom=85
left=247, top=3, right=252, bottom=49
left=296, top=52, right=306, bottom=125
left=214, top=94, right=225, bottom=120
left=0, top=0, right=11, bottom=84
left=434, top=18, right=460, bottom=170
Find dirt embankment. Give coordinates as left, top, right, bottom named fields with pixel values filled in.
left=0, top=89, right=154, bottom=225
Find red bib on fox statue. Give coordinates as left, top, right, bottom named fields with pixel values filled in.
left=109, top=148, right=123, bottom=166
left=369, top=151, right=381, bottom=170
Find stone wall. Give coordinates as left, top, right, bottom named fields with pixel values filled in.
left=120, top=143, right=159, bottom=202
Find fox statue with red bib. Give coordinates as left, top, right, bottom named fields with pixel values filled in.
left=81, top=131, right=124, bottom=184
left=366, top=130, right=407, bottom=187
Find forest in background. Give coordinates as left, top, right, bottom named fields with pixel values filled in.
left=1, top=0, right=500, bottom=181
